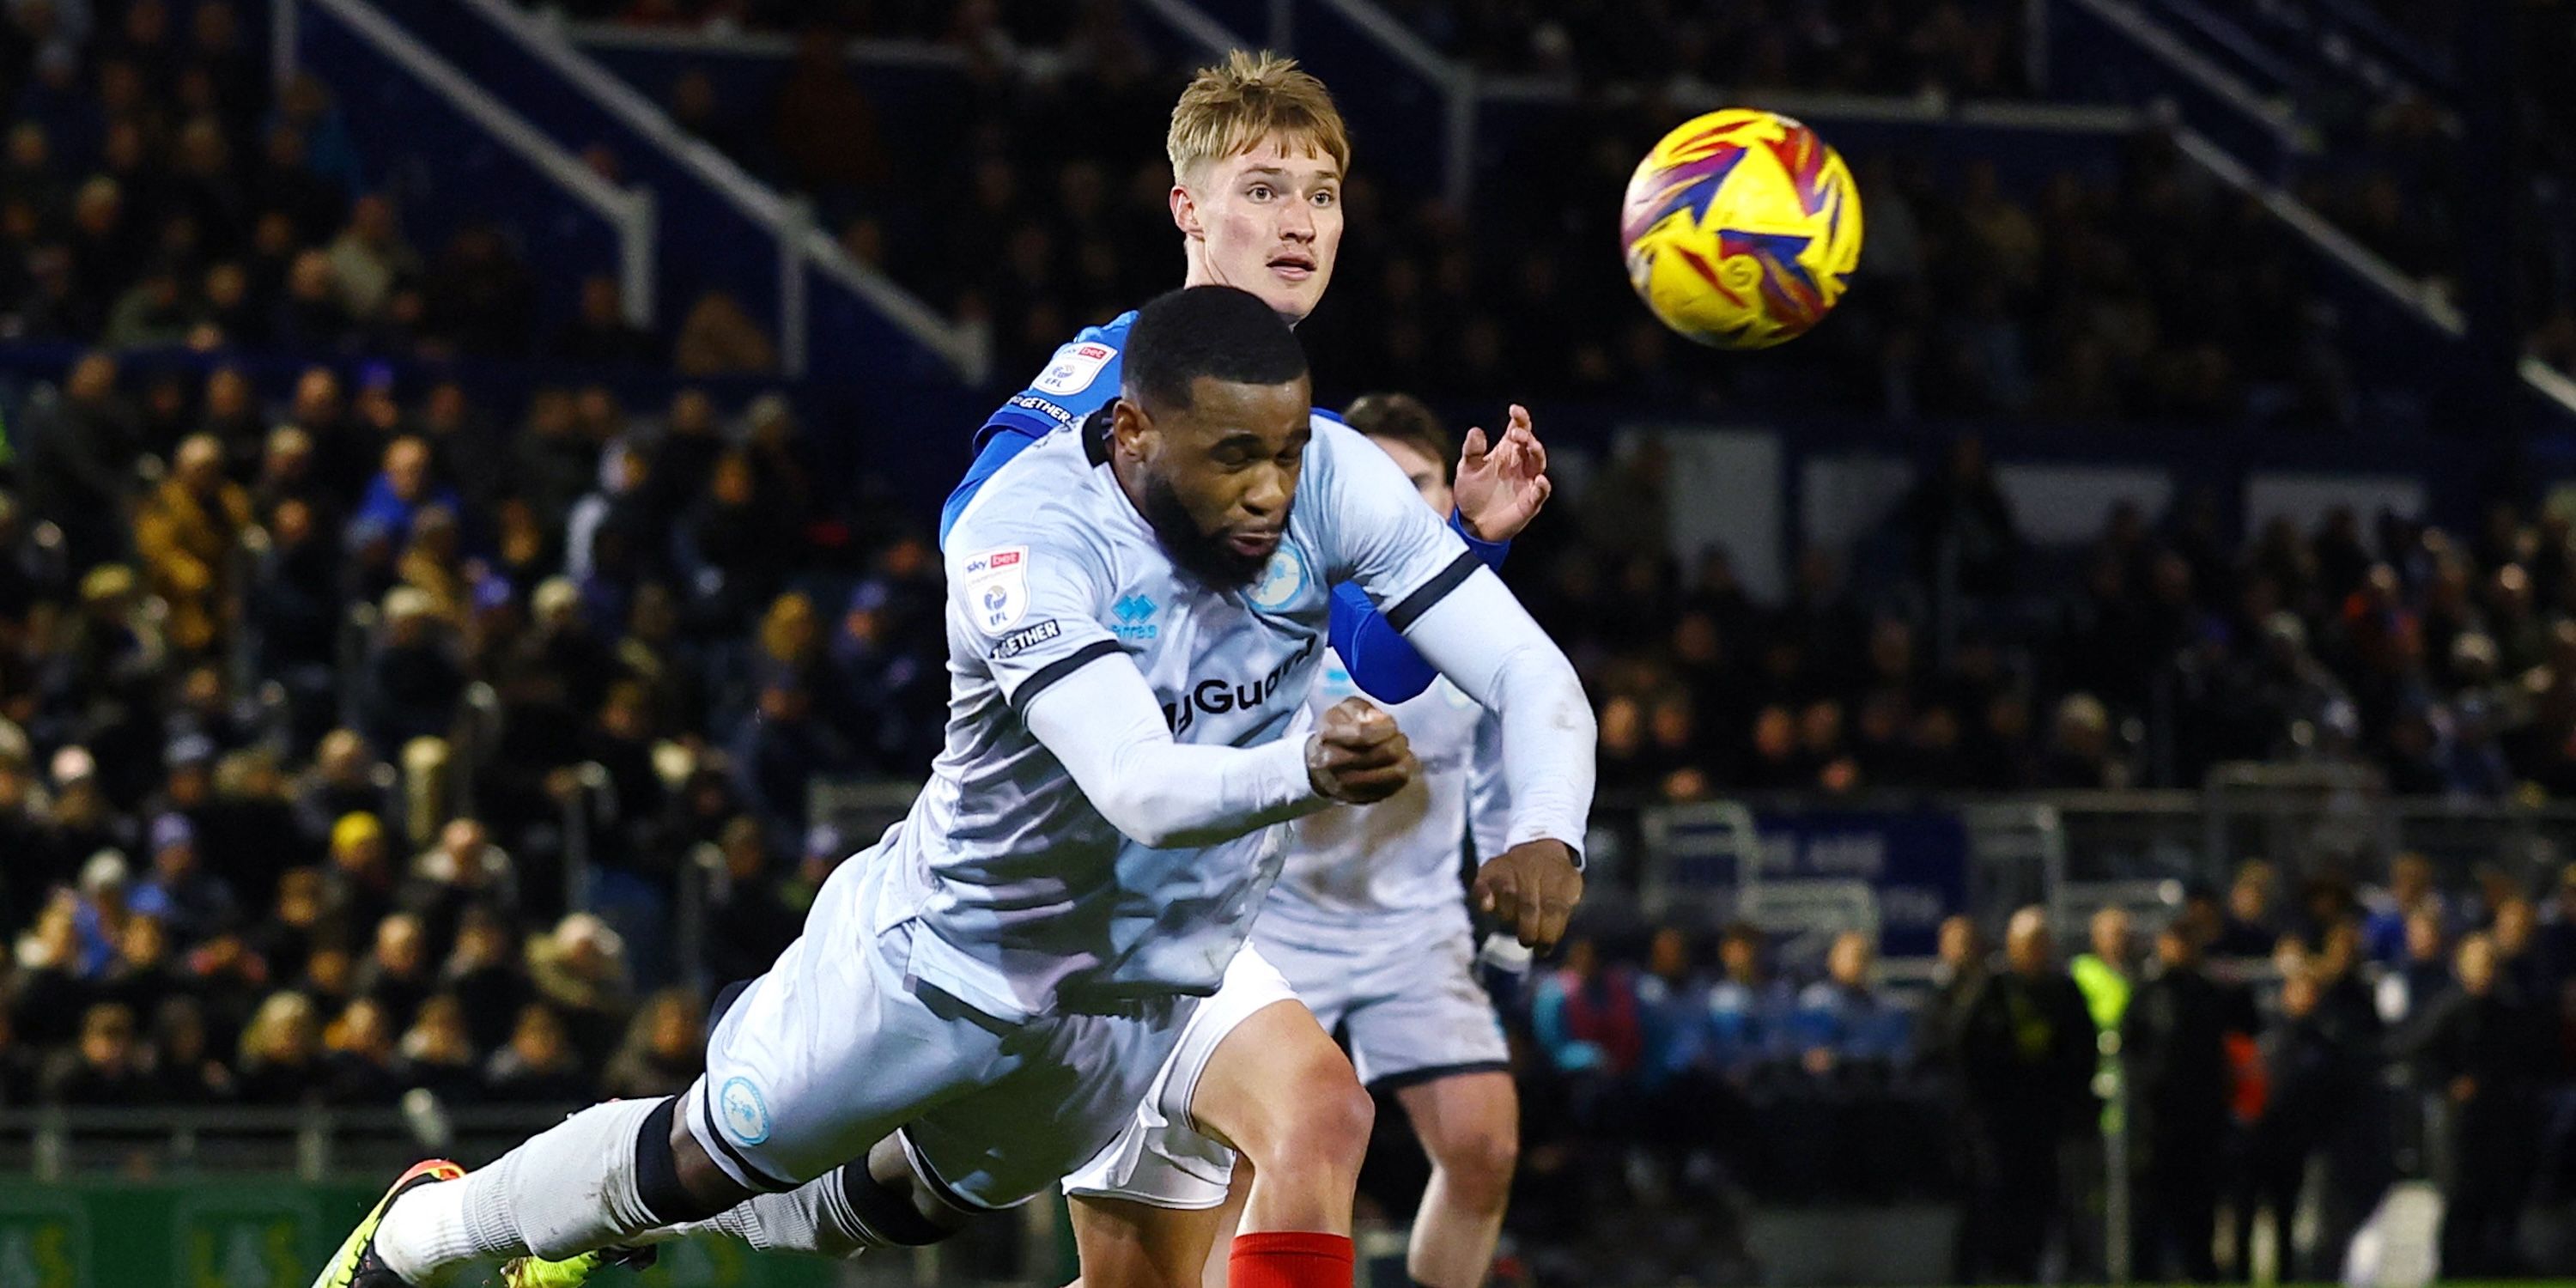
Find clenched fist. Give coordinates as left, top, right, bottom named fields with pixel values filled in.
left=1305, top=697, right=1416, bottom=804
left=1473, top=839, right=1584, bottom=951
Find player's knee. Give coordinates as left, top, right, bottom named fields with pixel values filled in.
left=650, top=1099, right=754, bottom=1223
left=1432, top=1123, right=1517, bottom=1208
left=1267, top=1074, right=1376, bottom=1181
left=841, top=1138, right=970, bottom=1248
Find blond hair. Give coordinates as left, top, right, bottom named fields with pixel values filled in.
left=1167, top=50, right=1350, bottom=185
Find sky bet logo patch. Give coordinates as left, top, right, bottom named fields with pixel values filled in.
left=1112, top=593, right=1158, bottom=641
left=963, top=545, right=1030, bottom=635
left=993, top=620, right=1060, bottom=659
left=1035, top=341, right=1114, bottom=395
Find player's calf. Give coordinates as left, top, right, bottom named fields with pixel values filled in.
left=1395, top=1072, right=1520, bottom=1288
left=691, top=1133, right=971, bottom=1256
left=1195, top=1006, right=1374, bottom=1288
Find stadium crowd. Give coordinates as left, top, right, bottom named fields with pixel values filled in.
left=500, top=0, right=2363, bottom=425
left=1515, top=868, right=2576, bottom=1284
left=543, top=0, right=2576, bottom=398
left=1511, top=428, right=2576, bottom=807
left=5, top=1, right=2576, bottom=1284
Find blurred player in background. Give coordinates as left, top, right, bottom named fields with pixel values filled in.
left=1062, top=392, right=1541, bottom=1288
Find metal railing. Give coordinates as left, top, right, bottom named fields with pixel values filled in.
left=447, top=0, right=988, bottom=383
left=1623, top=782, right=2576, bottom=954
left=276, top=0, right=659, bottom=331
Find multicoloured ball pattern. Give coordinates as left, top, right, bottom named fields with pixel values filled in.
left=1619, top=109, right=1864, bottom=349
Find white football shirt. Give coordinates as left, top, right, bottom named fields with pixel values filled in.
left=879, top=409, right=1484, bottom=1021
left=1262, top=660, right=1510, bottom=942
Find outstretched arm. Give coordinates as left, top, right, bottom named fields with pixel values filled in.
left=1023, top=654, right=1417, bottom=850
left=1329, top=407, right=1550, bottom=702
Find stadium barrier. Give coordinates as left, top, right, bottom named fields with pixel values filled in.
left=0, top=1108, right=1063, bottom=1286
left=0, top=1176, right=841, bottom=1287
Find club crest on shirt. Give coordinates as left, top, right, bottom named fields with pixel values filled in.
left=1034, top=341, right=1115, bottom=395
left=719, top=1076, right=772, bottom=1145
left=963, top=545, right=1030, bottom=635
left=1247, top=545, right=1310, bottom=613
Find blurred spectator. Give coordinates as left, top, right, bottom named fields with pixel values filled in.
left=2407, top=933, right=2553, bottom=1276
left=350, top=435, right=459, bottom=554
left=70, top=847, right=131, bottom=977
left=148, top=997, right=234, bottom=1104
left=319, top=995, right=400, bottom=1104
left=441, top=906, right=526, bottom=1054
left=547, top=276, right=656, bottom=368
left=601, top=988, right=704, bottom=1100
left=130, top=431, right=251, bottom=656
left=2122, top=922, right=2233, bottom=1282
left=2071, top=905, right=2137, bottom=1037
left=564, top=440, right=651, bottom=589
left=97, top=911, right=179, bottom=1018
left=1530, top=934, right=1642, bottom=1133
left=1900, top=436, right=2020, bottom=602
left=483, top=1002, right=588, bottom=1103
left=2491, top=895, right=2547, bottom=1005
left=404, top=817, right=517, bottom=950
left=323, top=193, right=418, bottom=320
left=296, top=732, right=392, bottom=845
left=231, top=989, right=320, bottom=1104
left=247, top=866, right=325, bottom=981
left=2215, top=861, right=2281, bottom=958
left=395, top=993, right=481, bottom=1103
left=2241, top=966, right=2336, bottom=1279
left=1790, top=931, right=1911, bottom=1082
left=526, top=912, right=632, bottom=1066
left=702, top=815, right=800, bottom=985
left=352, top=910, right=433, bottom=1029
left=419, top=223, right=533, bottom=356
left=319, top=810, right=398, bottom=941
left=1953, top=907, right=2094, bottom=1283
left=357, top=586, right=462, bottom=751
left=726, top=673, right=858, bottom=855
left=2364, top=853, right=2445, bottom=963
left=671, top=290, right=775, bottom=376
left=15, top=351, right=139, bottom=569
left=129, top=811, right=236, bottom=945
left=42, top=1001, right=148, bottom=1104
left=2378, top=906, right=2452, bottom=1027
left=769, top=27, right=887, bottom=206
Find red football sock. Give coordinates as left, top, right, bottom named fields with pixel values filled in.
left=1228, top=1230, right=1356, bottom=1288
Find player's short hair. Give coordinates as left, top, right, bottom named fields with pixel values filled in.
left=1124, top=286, right=1308, bottom=412
left=1168, top=50, right=1351, bottom=185
left=1341, top=392, right=1451, bottom=483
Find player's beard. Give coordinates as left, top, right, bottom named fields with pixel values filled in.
left=1140, top=471, right=1268, bottom=591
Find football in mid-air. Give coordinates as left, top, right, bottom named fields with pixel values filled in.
left=1619, top=108, right=1863, bottom=349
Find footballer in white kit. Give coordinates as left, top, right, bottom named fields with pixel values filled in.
left=318, top=287, right=1595, bottom=1288
left=1064, top=395, right=1534, bottom=1279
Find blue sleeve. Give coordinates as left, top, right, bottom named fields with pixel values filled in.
left=939, top=430, right=1040, bottom=549
left=1327, top=511, right=1509, bottom=702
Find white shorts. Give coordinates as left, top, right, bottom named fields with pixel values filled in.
left=1260, top=917, right=1510, bottom=1088
left=1059, top=920, right=1509, bottom=1210
left=1060, top=943, right=1302, bottom=1209
left=687, top=849, right=1194, bottom=1210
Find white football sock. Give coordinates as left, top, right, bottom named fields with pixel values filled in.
left=376, top=1097, right=665, bottom=1279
